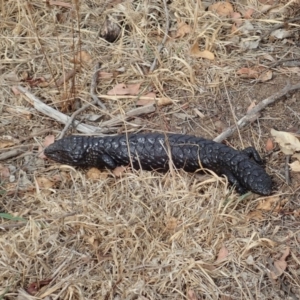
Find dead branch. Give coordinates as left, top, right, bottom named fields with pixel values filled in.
left=17, top=86, right=156, bottom=135
left=214, top=82, right=300, bottom=143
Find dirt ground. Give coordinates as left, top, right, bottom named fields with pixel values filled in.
left=1, top=0, right=300, bottom=299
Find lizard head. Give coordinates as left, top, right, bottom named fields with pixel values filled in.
left=44, top=136, right=90, bottom=167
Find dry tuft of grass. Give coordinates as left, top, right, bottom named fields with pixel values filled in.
left=1, top=0, right=300, bottom=299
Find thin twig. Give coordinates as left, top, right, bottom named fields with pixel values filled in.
left=17, top=86, right=156, bottom=134
left=0, top=148, right=30, bottom=161
left=261, top=16, right=300, bottom=41
left=90, top=62, right=106, bottom=109
left=149, top=0, right=169, bottom=72
left=285, top=155, right=291, bottom=185
left=214, top=82, right=300, bottom=142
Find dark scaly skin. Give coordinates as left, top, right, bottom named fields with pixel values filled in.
left=44, top=133, right=273, bottom=195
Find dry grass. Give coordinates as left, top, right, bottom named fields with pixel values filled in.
left=1, top=0, right=300, bottom=299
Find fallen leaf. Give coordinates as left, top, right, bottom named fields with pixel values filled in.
left=187, top=290, right=200, bottom=300
left=237, top=66, right=272, bottom=81
left=231, top=12, right=243, bottom=26
left=271, top=29, right=292, bottom=39
left=107, top=83, right=141, bottom=96
left=175, top=20, right=192, bottom=38
left=247, top=101, right=256, bottom=112
left=258, top=70, right=272, bottom=82
left=256, top=196, right=287, bottom=212
left=244, top=8, right=255, bottom=19
left=270, top=128, right=300, bottom=155
left=87, top=168, right=108, bottom=180
left=190, top=42, right=215, bottom=60
left=215, top=244, right=229, bottom=263
left=36, top=177, right=54, bottom=189
left=265, top=138, right=274, bottom=151
left=239, top=39, right=259, bottom=50
left=158, top=97, right=173, bottom=106
left=0, top=164, right=10, bottom=178
left=39, top=135, right=55, bottom=158
left=71, top=50, right=92, bottom=64
left=11, top=86, right=21, bottom=95
left=270, top=247, right=290, bottom=279
left=289, top=161, right=300, bottom=172
left=208, top=2, right=234, bottom=17
left=26, top=278, right=52, bottom=295
left=113, top=166, right=128, bottom=177
left=247, top=210, right=264, bottom=221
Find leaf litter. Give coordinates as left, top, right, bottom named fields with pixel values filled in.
left=1, top=0, right=300, bottom=299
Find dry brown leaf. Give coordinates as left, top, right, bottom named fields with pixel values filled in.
left=256, top=196, right=286, bottom=211
left=0, top=137, right=15, bottom=149
left=208, top=2, right=234, bottom=17
left=107, top=83, right=141, bottom=96
left=289, top=161, right=300, bottom=172
left=11, top=86, right=21, bottom=95
left=244, top=8, right=254, bottom=19
left=231, top=12, right=243, bottom=26
left=258, top=70, right=272, bottom=82
left=0, top=164, right=10, bottom=178
left=247, top=210, right=264, bottom=221
left=71, top=50, right=92, bottom=64
left=39, top=135, right=55, bottom=158
left=265, top=138, right=274, bottom=151
left=87, top=168, right=108, bottom=180
left=175, top=20, right=192, bottom=38
left=247, top=101, right=256, bottom=112
left=216, top=244, right=229, bottom=263
left=136, top=92, right=156, bottom=106
left=157, top=97, right=173, bottom=106
left=26, top=278, right=52, bottom=295
left=187, top=290, right=200, bottom=300
left=36, top=177, right=54, bottom=189
left=190, top=42, right=215, bottom=60
left=113, top=166, right=128, bottom=177
left=271, top=129, right=300, bottom=155
left=271, top=247, right=290, bottom=279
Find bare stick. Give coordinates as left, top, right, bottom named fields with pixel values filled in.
left=17, top=86, right=156, bottom=134
left=214, top=82, right=300, bottom=143
left=90, top=62, right=106, bottom=110
left=285, top=155, right=291, bottom=185
left=149, top=0, right=169, bottom=72
left=0, top=148, right=30, bottom=161
left=261, top=16, right=300, bottom=41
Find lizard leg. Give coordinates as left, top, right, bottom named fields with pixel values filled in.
left=242, top=147, right=263, bottom=165
left=221, top=169, right=247, bottom=195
